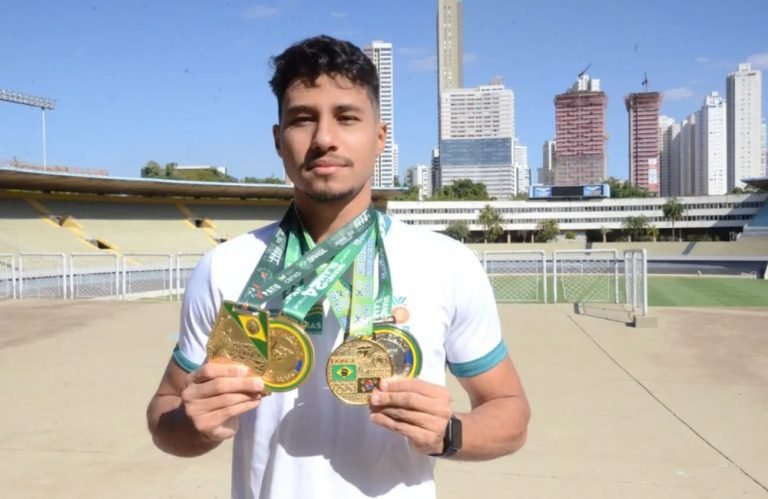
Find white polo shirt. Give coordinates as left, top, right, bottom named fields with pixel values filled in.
left=174, top=215, right=507, bottom=499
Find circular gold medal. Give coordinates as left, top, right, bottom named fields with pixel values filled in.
left=263, top=315, right=314, bottom=392
left=206, top=303, right=268, bottom=376
left=373, top=324, right=422, bottom=378
left=326, top=338, right=394, bottom=405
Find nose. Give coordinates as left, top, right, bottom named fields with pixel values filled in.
left=310, top=115, right=338, bottom=152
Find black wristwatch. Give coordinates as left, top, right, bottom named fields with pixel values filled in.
left=430, top=415, right=462, bottom=457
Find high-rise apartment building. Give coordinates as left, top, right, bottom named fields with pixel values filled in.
left=430, top=147, right=441, bottom=194
left=439, top=79, right=516, bottom=199
left=727, top=63, right=763, bottom=190
left=514, top=141, right=530, bottom=194
left=405, top=164, right=433, bottom=200
left=553, top=74, right=607, bottom=185
left=697, top=92, right=728, bottom=195
left=364, top=41, right=397, bottom=187
left=625, top=92, right=662, bottom=193
left=538, top=140, right=556, bottom=185
left=659, top=115, right=681, bottom=197
left=437, top=0, right=463, bottom=94
left=680, top=114, right=697, bottom=196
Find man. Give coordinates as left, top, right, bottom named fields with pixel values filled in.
left=147, top=35, right=529, bottom=499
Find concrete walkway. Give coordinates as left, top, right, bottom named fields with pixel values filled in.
left=0, top=301, right=766, bottom=498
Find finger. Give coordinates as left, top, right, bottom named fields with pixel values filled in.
left=187, top=376, right=265, bottom=400
left=370, top=390, right=450, bottom=417
left=190, top=398, right=262, bottom=435
left=379, top=377, right=452, bottom=401
left=189, top=362, right=250, bottom=384
left=370, top=405, right=444, bottom=431
left=369, top=412, right=442, bottom=453
left=184, top=392, right=262, bottom=416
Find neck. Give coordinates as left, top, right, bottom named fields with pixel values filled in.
left=293, top=190, right=372, bottom=243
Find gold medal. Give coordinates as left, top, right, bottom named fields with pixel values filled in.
left=373, top=324, right=422, bottom=378
left=206, top=301, right=269, bottom=376
left=263, top=315, right=314, bottom=392
left=326, top=338, right=394, bottom=405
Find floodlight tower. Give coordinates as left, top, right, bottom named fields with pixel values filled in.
left=0, top=89, right=57, bottom=167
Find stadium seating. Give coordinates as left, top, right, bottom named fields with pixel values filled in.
left=181, top=203, right=286, bottom=240
left=0, top=197, right=93, bottom=253
left=740, top=200, right=768, bottom=240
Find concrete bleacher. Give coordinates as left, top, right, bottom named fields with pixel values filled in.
left=42, top=199, right=216, bottom=253
left=0, top=197, right=93, bottom=253
left=740, top=200, right=768, bottom=240
left=182, top=203, right=285, bottom=240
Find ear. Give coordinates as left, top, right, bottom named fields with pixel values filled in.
left=272, top=124, right=282, bottom=158
left=376, top=121, right=387, bottom=156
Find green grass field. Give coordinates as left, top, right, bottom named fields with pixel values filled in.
left=489, top=275, right=768, bottom=307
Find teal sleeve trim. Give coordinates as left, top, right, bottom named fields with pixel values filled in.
left=172, top=344, right=202, bottom=373
left=448, top=341, right=508, bottom=378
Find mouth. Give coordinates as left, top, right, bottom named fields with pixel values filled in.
left=306, top=156, right=351, bottom=176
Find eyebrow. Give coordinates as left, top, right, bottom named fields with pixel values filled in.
left=283, top=104, right=366, bottom=116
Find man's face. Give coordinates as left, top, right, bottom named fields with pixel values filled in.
left=273, top=74, right=386, bottom=204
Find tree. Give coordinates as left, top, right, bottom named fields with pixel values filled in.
left=662, top=197, right=684, bottom=242
left=393, top=176, right=401, bottom=187
left=477, top=204, right=504, bottom=242
left=443, top=221, right=470, bottom=242
left=393, top=185, right=420, bottom=201
left=433, top=179, right=490, bottom=201
left=536, top=219, right=559, bottom=242
left=242, top=175, right=285, bottom=184
left=606, top=176, right=652, bottom=198
left=622, top=215, right=650, bottom=242
left=141, top=161, right=163, bottom=178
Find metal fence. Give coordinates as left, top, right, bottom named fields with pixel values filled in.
left=69, top=253, right=119, bottom=299
left=19, top=252, right=66, bottom=299
left=0, top=253, right=16, bottom=299
left=483, top=250, right=547, bottom=303
left=175, top=253, right=204, bottom=300
left=122, top=253, right=174, bottom=300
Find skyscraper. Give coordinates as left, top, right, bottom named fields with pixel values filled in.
left=727, top=63, right=763, bottom=190
left=697, top=92, right=728, bottom=195
left=659, top=115, right=681, bottom=197
left=625, top=92, right=662, bottom=193
left=680, top=113, right=697, bottom=196
left=439, top=79, right=516, bottom=199
left=553, top=74, right=607, bottom=185
left=538, top=140, right=556, bottom=185
left=364, top=40, right=397, bottom=187
left=437, top=0, right=463, bottom=94
left=405, top=164, right=433, bottom=200
left=514, top=140, right=530, bottom=194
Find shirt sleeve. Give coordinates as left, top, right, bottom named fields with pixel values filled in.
left=444, top=245, right=508, bottom=378
left=173, top=250, right=222, bottom=373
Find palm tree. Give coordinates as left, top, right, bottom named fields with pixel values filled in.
left=478, top=204, right=504, bottom=242
left=536, top=219, right=560, bottom=242
left=662, top=198, right=684, bottom=242
left=622, top=215, right=650, bottom=242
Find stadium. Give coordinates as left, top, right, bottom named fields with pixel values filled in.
left=1, top=163, right=768, bottom=497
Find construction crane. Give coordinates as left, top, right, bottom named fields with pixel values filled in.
left=578, top=63, right=592, bottom=79
left=642, top=72, right=649, bottom=92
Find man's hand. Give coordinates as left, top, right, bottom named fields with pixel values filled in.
left=180, top=362, right=265, bottom=443
left=368, top=377, right=453, bottom=455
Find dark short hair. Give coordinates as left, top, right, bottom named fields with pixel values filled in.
left=269, top=35, right=380, bottom=117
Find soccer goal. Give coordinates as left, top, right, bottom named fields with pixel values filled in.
left=553, top=249, right=619, bottom=304
left=482, top=250, right=547, bottom=303
left=623, top=249, right=648, bottom=317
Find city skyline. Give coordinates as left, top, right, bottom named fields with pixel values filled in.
left=1, top=0, right=766, bottom=185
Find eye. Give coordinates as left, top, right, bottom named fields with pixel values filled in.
left=289, top=115, right=314, bottom=126
left=339, top=115, right=359, bottom=124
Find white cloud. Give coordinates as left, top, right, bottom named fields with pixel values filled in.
left=746, top=52, right=768, bottom=70
left=662, top=87, right=695, bottom=101
left=696, top=56, right=711, bottom=63
left=330, top=11, right=347, bottom=18
left=408, top=55, right=437, bottom=72
left=244, top=5, right=279, bottom=20
left=464, top=52, right=478, bottom=63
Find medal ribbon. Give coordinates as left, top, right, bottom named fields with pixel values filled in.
left=237, top=205, right=376, bottom=320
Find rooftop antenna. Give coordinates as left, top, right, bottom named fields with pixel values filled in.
left=578, top=63, right=592, bottom=79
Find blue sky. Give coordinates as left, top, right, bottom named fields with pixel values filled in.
left=1, top=0, right=766, bottom=183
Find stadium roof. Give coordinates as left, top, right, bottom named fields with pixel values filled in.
left=743, top=176, right=768, bottom=192
left=0, top=166, right=402, bottom=200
